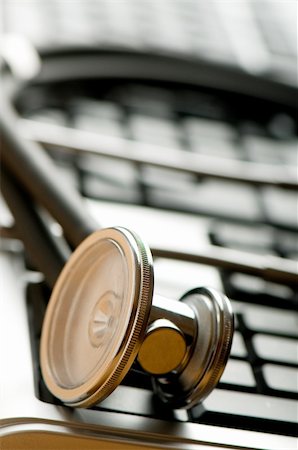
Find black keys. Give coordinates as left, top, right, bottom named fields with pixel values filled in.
left=230, top=331, right=247, bottom=357
left=263, top=365, right=298, bottom=393
left=239, top=303, right=298, bottom=337
left=189, top=389, right=297, bottom=436
left=71, top=98, right=125, bottom=138
left=262, top=187, right=298, bottom=230
left=253, top=334, right=298, bottom=365
left=183, top=117, right=240, bottom=160
left=219, top=360, right=255, bottom=388
left=226, top=273, right=296, bottom=309
left=93, top=385, right=176, bottom=422
left=148, top=179, right=262, bottom=221
left=276, top=230, right=298, bottom=259
left=210, top=222, right=274, bottom=253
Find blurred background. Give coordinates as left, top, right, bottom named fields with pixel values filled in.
left=0, top=1, right=297, bottom=447
left=1, top=0, right=297, bottom=84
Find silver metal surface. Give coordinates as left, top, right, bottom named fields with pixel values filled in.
left=150, top=295, right=197, bottom=343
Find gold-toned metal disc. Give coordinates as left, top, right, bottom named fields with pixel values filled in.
left=40, top=227, right=153, bottom=407
left=138, top=319, right=187, bottom=375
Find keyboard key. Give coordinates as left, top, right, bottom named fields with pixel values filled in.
left=74, top=115, right=125, bottom=138
left=70, top=98, right=123, bottom=121
left=129, top=114, right=181, bottom=148
left=237, top=303, right=298, bottom=337
left=154, top=259, right=223, bottom=299
left=112, top=84, right=175, bottom=117
left=70, top=98, right=125, bottom=137
left=190, top=389, right=297, bottom=428
left=233, top=301, right=298, bottom=337
left=263, top=364, right=298, bottom=393
left=262, top=187, right=298, bottom=229
left=220, top=360, right=255, bottom=387
left=184, top=117, right=240, bottom=159
left=279, top=141, right=298, bottom=166
left=183, top=117, right=236, bottom=141
left=98, top=385, right=155, bottom=416
left=210, top=222, right=274, bottom=253
left=230, top=331, right=247, bottom=357
left=268, top=114, right=297, bottom=140
left=27, top=108, right=68, bottom=126
left=253, top=334, right=298, bottom=365
left=244, top=135, right=283, bottom=165
left=80, top=155, right=141, bottom=203
left=229, top=273, right=294, bottom=301
left=83, top=175, right=141, bottom=204
left=94, top=385, right=175, bottom=421
left=79, top=155, right=137, bottom=187
left=276, top=231, right=298, bottom=259
left=191, top=138, right=240, bottom=160
left=244, top=135, right=298, bottom=169
left=149, top=180, right=261, bottom=221
left=142, top=166, right=196, bottom=191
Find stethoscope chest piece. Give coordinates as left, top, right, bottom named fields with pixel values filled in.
left=40, top=227, right=153, bottom=407
left=40, top=227, right=233, bottom=409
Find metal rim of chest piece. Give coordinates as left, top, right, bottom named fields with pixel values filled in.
left=40, top=226, right=154, bottom=407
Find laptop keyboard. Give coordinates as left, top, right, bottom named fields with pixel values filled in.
left=1, top=0, right=297, bottom=445
left=15, top=77, right=297, bottom=438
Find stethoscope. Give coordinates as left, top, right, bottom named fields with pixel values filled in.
left=39, top=226, right=234, bottom=409
left=14, top=34, right=297, bottom=410
left=1, top=91, right=234, bottom=408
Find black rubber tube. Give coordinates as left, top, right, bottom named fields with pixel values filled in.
left=0, top=97, right=97, bottom=248
left=1, top=167, right=67, bottom=288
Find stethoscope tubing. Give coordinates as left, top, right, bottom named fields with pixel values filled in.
left=0, top=76, right=97, bottom=287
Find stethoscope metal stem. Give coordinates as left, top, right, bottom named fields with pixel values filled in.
left=149, top=294, right=197, bottom=344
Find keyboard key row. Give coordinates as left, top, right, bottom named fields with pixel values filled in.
left=222, top=348, right=297, bottom=394
left=190, top=389, right=297, bottom=436
left=91, top=383, right=298, bottom=435
left=263, top=365, right=298, bottom=393
left=253, top=334, right=298, bottom=365
left=233, top=302, right=298, bottom=337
